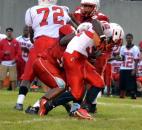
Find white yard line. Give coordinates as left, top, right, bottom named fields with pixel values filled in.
left=98, top=102, right=142, bottom=108
left=0, top=118, right=78, bottom=125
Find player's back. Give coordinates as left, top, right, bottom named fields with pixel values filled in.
left=25, top=5, right=71, bottom=39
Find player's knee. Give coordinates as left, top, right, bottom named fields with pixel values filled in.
left=56, top=78, right=66, bottom=88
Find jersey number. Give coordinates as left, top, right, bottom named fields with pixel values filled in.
left=123, top=57, right=133, bottom=68
left=37, top=6, right=64, bottom=27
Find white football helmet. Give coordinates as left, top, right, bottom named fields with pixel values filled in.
left=38, top=0, right=57, bottom=6
left=81, top=0, right=100, bottom=11
left=77, top=22, right=92, bottom=33
left=102, top=22, right=124, bottom=44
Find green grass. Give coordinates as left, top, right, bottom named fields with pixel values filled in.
left=0, top=90, right=142, bottom=130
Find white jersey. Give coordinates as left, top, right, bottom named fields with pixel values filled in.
left=0, top=34, right=6, bottom=41
left=120, top=45, right=140, bottom=70
left=137, top=60, right=142, bottom=77
left=66, top=28, right=95, bottom=57
left=16, top=36, right=33, bottom=62
left=25, top=5, right=71, bottom=39
left=111, top=60, right=122, bottom=74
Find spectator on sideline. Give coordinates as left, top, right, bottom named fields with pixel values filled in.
left=0, top=27, right=21, bottom=90
left=16, top=26, right=33, bottom=84
left=119, top=33, right=140, bottom=99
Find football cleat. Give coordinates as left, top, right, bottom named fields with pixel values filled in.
left=38, top=98, right=48, bottom=116
left=75, top=108, right=93, bottom=120
left=14, top=103, right=23, bottom=111
left=25, top=106, right=39, bottom=115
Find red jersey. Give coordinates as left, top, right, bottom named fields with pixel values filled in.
left=70, top=7, right=109, bottom=24
left=0, top=38, right=21, bottom=61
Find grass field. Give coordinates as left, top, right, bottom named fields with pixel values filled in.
left=0, top=90, right=142, bottom=130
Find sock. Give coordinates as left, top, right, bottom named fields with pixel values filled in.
left=86, top=87, right=102, bottom=104
left=33, top=100, right=40, bottom=108
left=52, top=91, right=74, bottom=107
left=17, top=95, right=25, bottom=104
left=19, top=86, right=28, bottom=95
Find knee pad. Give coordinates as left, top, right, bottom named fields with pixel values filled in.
left=54, top=77, right=66, bottom=88
left=19, top=86, right=28, bottom=95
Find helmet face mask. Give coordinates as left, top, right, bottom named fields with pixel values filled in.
left=102, top=22, right=124, bottom=46
left=81, top=4, right=96, bottom=17
left=38, top=0, right=57, bottom=6
left=81, top=0, right=100, bottom=17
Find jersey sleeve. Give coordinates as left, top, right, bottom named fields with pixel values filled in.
left=25, top=8, right=33, bottom=27
left=63, top=8, right=71, bottom=23
left=120, top=46, right=124, bottom=56
left=133, top=46, right=140, bottom=59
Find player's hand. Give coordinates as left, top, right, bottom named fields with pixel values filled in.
left=4, top=51, right=11, bottom=55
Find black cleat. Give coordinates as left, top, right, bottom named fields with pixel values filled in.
left=14, top=103, right=23, bottom=111
left=25, top=106, right=39, bottom=115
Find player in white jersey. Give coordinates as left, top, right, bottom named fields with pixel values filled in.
left=136, top=41, right=142, bottom=92
left=60, top=22, right=124, bottom=119
left=16, top=26, right=33, bottom=83
left=15, top=0, right=73, bottom=111
left=119, top=33, right=140, bottom=99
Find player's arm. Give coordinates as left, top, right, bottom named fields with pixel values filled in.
left=29, top=27, right=34, bottom=44
left=60, top=32, right=75, bottom=46
left=69, top=13, right=80, bottom=26
left=67, top=19, right=78, bottom=29
left=25, top=8, right=34, bottom=43
left=92, top=19, right=107, bottom=47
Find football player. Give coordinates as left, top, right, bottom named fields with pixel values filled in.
left=15, top=0, right=75, bottom=111
left=70, top=0, right=109, bottom=25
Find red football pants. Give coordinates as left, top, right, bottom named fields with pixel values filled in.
left=21, top=36, right=58, bottom=81
left=33, top=58, right=65, bottom=88
left=63, top=51, right=105, bottom=100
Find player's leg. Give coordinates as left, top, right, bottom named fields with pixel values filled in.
left=15, top=48, right=36, bottom=110
left=32, top=58, right=66, bottom=116
left=63, top=53, right=92, bottom=119
left=81, top=61, right=105, bottom=114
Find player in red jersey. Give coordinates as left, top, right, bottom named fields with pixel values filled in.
left=70, top=0, right=109, bottom=25
left=25, top=24, right=75, bottom=115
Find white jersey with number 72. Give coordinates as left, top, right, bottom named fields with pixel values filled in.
left=25, top=5, right=71, bottom=39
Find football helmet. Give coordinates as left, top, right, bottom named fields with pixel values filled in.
left=81, top=0, right=100, bottom=11
left=102, top=22, right=124, bottom=45
left=77, top=22, right=92, bottom=33
left=38, top=0, right=57, bottom=6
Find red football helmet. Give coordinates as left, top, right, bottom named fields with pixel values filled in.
left=81, top=0, right=100, bottom=17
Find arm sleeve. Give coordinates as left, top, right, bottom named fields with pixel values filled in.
left=134, top=46, right=140, bottom=59
left=25, top=8, right=33, bottom=27
left=0, top=40, right=4, bottom=60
